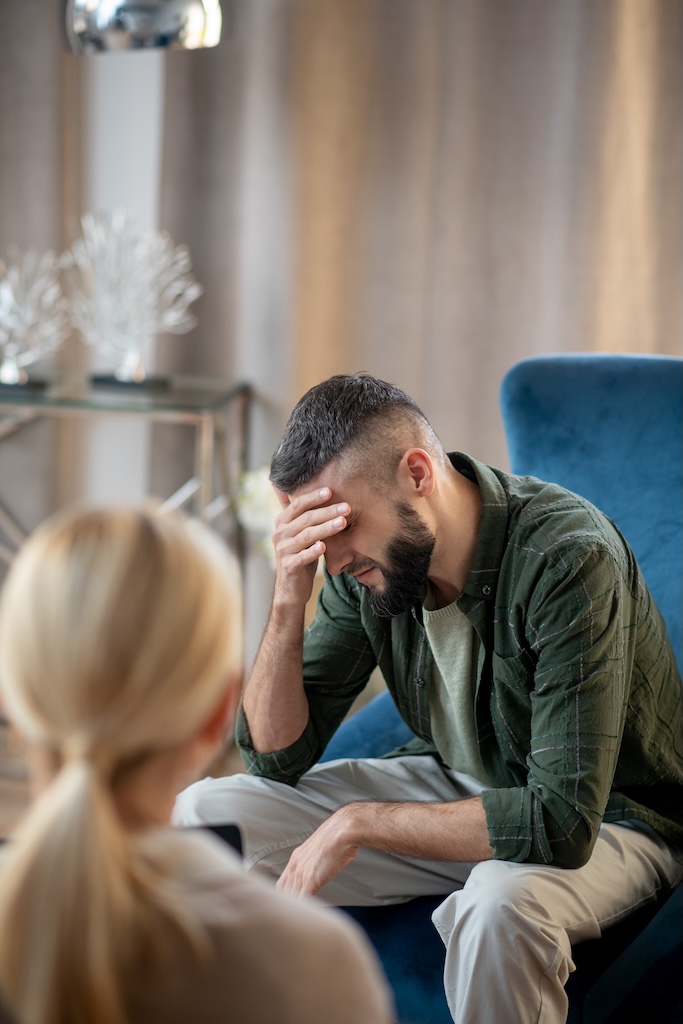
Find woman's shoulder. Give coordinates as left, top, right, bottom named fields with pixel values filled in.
left=130, top=827, right=393, bottom=1024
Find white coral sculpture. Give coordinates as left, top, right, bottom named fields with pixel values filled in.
left=0, top=250, right=70, bottom=384
left=62, top=210, right=203, bottom=382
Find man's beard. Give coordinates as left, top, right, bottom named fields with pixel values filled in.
left=366, top=501, right=436, bottom=618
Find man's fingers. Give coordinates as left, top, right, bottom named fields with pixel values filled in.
left=272, top=496, right=349, bottom=559
left=278, top=539, right=325, bottom=574
left=269, top=487, right=349, bottom=605
left=277, top=485, right=348, bottom=525
left=277, top=857, right=325, bottom=898
left=277, top=485, right=330, bottom=520
left=275, top=824, right=360, bottom=899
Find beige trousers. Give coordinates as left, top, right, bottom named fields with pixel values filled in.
left=173, top=756, right=683, bottom=1024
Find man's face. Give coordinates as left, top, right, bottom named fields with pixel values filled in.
left=361, top=499, right=436, bottom=617
left=300, top=464, right=436, bottom=617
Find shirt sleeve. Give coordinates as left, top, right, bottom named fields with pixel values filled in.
left=482, top=541, right=636, bottom=868
left=236, top=569, right=378, bottom=784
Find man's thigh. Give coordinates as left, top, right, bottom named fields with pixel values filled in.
left=434, top=823, right=683, bottom=948
left=173, top=755, right=485, bottom=905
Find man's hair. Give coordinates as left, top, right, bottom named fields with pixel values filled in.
left=270, top=373, right=444, bottom=492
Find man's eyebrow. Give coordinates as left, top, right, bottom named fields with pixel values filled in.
left=342, top=510, right=359, bottom=529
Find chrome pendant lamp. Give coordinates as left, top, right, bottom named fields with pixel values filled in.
left=64, top=0, right=223, bottom=54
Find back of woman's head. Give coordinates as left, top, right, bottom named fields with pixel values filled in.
left=0, top=505, right=241, bottom=761
left=0, top=506, right=242, bottom=1024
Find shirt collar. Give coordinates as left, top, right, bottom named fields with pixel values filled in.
left=448, top=452, right=509, bottom=603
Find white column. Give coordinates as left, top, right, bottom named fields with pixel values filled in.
left=79, top=50, right=165, bottom=504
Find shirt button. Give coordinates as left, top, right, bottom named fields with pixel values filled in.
left=415, top=677, right=425, bottom=687
left=482, top=584, right=492, bottom=597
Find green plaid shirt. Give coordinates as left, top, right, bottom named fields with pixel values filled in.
left=238, top=454, right=683, bottom=868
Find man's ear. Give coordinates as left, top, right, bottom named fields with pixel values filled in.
left=399, top=449, right=435, bottom=497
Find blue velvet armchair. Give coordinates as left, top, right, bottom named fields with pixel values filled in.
left=322, top=353, right=683, bottom=1024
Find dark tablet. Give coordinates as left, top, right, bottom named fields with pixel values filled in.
left=201, top=823, right=243, bottom=855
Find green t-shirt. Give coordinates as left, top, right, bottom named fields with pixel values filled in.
left=423, top=585, right=493, bottom=786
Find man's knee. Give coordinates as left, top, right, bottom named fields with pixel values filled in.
left=172, top=772, right=263, bottom=826
left=439, top=860, right=566, bottom=937
left=434, top=860, right=574, bottom=987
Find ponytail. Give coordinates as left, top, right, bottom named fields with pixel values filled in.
left=0, top=758, right=136, bottom=1024
left=0, top=744, right=212, bottom=1024
left=0, top=506, right=240, bottom=1024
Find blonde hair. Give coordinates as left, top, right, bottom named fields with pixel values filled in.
left=0, top=506, right=243, bottom=1024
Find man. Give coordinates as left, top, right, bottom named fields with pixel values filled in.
left=175, top=373, right=683, bottom=1024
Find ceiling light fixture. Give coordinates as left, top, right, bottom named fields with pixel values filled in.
left=64, top=0, right=223, bottom=54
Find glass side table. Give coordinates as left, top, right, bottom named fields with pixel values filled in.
left=0, top=373, right=251, bottom=566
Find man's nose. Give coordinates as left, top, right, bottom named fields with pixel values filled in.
left=323, top=533, right=352, bottom=576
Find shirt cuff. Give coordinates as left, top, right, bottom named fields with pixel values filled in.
left=235, top=705, right=320, bottom=786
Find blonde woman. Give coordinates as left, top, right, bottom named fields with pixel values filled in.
left=0, top=506, right=393, bottom=1024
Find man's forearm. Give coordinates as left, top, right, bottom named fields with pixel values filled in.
left=277, top=796, right=494, bottom=897
left=241, top=600, right=310, bottom=753
left=343, top=796, right=494, bottom=862
left=243, top=482, right=351, bottom=754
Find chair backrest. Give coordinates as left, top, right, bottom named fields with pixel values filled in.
left=500, top=353, right=682, bottom=676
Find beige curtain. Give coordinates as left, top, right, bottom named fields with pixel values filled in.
left=0, top=1, right=69, bottom=555
left=157, top=0, right=681, bottom=487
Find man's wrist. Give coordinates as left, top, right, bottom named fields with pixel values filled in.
left=266, top=596, right=308, bottom=642
left=270, top=586, right=309, bottom=619
left=334, top=801, right=374, bottom=846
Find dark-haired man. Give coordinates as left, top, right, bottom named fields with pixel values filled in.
left=175, top=374, right=683, bottom=1024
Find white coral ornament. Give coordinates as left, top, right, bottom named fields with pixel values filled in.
left=62, top=210, right=203, bottom=382
left=236, top=466, right=281, bottom=569
left=0, top=250, right=70, bottom=385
